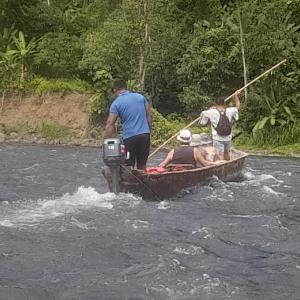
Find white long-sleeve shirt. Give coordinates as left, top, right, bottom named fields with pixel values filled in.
left=200, top=108, right=239, bottom=142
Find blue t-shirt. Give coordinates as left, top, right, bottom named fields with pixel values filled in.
left=109, top=91, right=150, bottom=139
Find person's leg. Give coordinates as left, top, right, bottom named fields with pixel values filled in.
left=223, top=141, right=231, bottom=161
left=213, top=140, right=225, bottom=160
left=135, top=133, right=150, bottom=170
left=123, top=136, right=137, bottom=168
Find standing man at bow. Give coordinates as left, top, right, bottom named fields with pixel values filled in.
left=199, top=91, right=241, bottom=160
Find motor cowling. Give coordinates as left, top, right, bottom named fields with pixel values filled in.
left=102, top=138, right=125, bottom=166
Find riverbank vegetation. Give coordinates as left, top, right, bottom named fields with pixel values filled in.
left=0, top=0, right=299, bottom=153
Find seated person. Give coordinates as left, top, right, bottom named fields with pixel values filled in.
left=159, top=129, right=215, bottom=168
left=190, top=133, right=220, bottom=162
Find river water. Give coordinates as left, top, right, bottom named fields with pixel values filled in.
left=0, top=144, right=299, bottom=300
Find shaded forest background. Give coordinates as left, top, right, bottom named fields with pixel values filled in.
left=0, top=0, right=299, bottom=147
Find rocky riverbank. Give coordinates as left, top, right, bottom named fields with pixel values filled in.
left=0, top=131, right=99, bottom=147
left=0, top=92, right=102, bottom=147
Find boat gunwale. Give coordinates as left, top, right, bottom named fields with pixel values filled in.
left=130, top=149, right=248, bottom=178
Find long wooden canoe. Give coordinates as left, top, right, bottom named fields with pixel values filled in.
left=111, top=149, right=247, bottom=200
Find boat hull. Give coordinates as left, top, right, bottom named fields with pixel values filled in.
left=103, top=149, right=247, bottom=200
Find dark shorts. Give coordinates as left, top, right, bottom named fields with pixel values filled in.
left=123, top=133, right=150, bottom=169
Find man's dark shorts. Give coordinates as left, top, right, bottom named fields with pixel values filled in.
left=123, top=133, right=150, bottom=169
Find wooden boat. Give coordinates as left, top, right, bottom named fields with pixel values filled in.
left=104, top=149, right=247, bottom=200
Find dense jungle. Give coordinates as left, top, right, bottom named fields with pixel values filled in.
left=0, top=0, right=299, bottom=153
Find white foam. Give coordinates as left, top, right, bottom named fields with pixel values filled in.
left=202, top=273, right=221, bottom=293
left=127, top=219, right=150, bottom=229
left=0, top=220, right=14, bottom=227
left=243, top=171, right=255, bottom=180
left=70, top=216, right=92, bottom=230
left=229, top=214, right=263, bottom=219
left=256, top=174, right=283, bottom=183
left=17, top=163, right=40, bottom=171
left=174, top=245, right=204, bottom=255
left=262, top=185, right=283, bottom=196
left=157, top=201, right=170, bottom=210
left=192, top=227, right=212, bottom=239
left=0, top=186, right=116, bottom=228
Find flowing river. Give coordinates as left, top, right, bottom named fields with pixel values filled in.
left=0, top=144, right=299, bottom=300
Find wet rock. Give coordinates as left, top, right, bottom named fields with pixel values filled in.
left=37, top=138, right=46, bottom=144
left=81, top=139, right=92, bottom=146
left=70, top=139, right=82, bottom=146
left=23, top=136, right=35, bottom=144
left=10, top=138, right=21, bottom=143
left=9, top=132, right=18, bottom=138
left=0, top=132, right=6, bottom=142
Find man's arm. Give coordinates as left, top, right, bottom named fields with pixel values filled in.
left=199, top=111, right=209, bottom=125
left=159, top=149, right=174, bottom=168
left=194, top=148, right=215, bottom=167
left=145, top=102, right=152, bottom=130
left=233, top=90, right=241, bottom=110
left=104, top=113, right=118, bottom=139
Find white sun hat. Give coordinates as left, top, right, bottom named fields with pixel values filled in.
left=177, top=129, right=192, bottom=143
left=190, top=133, right=212, bottom=146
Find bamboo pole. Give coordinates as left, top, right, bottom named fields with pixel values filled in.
left=224, top=59, right=286, bottom=103
left=149, top=59, right=287, bottom=158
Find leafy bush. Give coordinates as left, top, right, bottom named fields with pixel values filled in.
left=26, top=77, right=90, bottom=94
left=252, top=123, right=300, bottom=146
left=235, top=122, right=300, bottom=147
left=37, top=122, right=69, bottom=139
left=34, top=33, right=83, bottom=78
left=89, top=92, right=112, bottom=124
left=151, top=109, right=180, bottom=146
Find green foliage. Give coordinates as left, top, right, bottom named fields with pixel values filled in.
left=1, top=0, right=300, bottom=149
left=235, top=121, right=300, bottom=148
left=13, top=31, right=39, bottom=85
left=151, top=109, right=183, bottom=146
left=34, top=33, right=83, bottom=77
left=26, top=77, right=90, bottom=94
left=238, top=78, right=300, bottom=135
left=37, top=122, right=69, bottom=139
left=0, top=26, right=17, bottom=52
left=92, top=70, right=113, bottom=92
left=252, top=123, right=300, bottom=146
left=79, top=15, right=140, bottom=81
left=178, top=23, right=242, bottom=111
left=0, top=29, right=38, bottom=89
left=89, top=92, right=111, bottom=123
left=89, top=70, right=113, bottom=123
left=0, top=124, right=20, bottom=135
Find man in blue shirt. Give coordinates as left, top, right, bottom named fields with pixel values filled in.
left=104, top=79, right=152, bottom=170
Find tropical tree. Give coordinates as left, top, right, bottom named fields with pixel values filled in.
left=12, top=31, right=39, bottom=86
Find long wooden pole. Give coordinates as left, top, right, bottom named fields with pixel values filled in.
left=224, top=59, right=286, bottom=103
left=149, top=59, right=287, bottom=158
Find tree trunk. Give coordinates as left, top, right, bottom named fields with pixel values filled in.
left=20, top=63, right=24, bottom=88
left=238, top=9, right=248, bottom=101
left=138, top=0, right=150, bottom=91
left=138, top=47, right=145, bottom=91
left=1, top=90, right=5, bottom=113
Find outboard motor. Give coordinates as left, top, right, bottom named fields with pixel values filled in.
left=102, top=138, right=125, bottom=194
